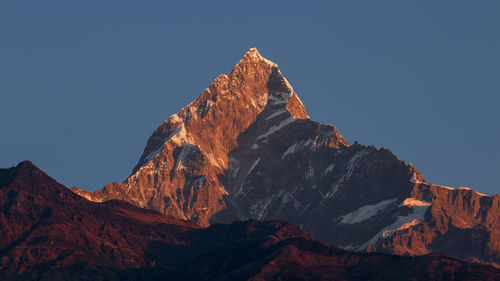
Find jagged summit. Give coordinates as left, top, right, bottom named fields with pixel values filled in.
left=72, top=49, right=500, bottom=267
left=239, top=47, right=277, bottom=67
left=74, top=48, right=346, bottom=224
left=1, top=160, right=50, bottom=186
left=126, top=48, right=312, bottom=175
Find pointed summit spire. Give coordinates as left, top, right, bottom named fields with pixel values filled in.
left=237, top=47, right=277, bottom=68
left=244, top=47, right=261, bottom=58
left=226, top=48, right=309, bottom=119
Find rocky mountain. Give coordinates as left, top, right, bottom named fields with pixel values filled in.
left=2, top=161, right=500, bottom=280
left=73, top=48, right=500, bottom=267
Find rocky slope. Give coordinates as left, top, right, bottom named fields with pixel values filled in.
left=2, top=161, right=500, bottom=280
left=73, top=48, right=500, bottom=266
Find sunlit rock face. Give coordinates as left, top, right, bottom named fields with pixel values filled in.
left=73, top=48, right=500, bottom=267
left=74, top=48, right=343, bottom=227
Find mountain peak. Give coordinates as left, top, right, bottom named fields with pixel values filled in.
left=228, top=48, right=309, bottom=119
left=16, top=160, right=37, bottom=170
left=70, top=50, right=500, bottom=267
left=77, top=48, right=344, bottom=226
left=246, top=47, right=259, bottom=55
left=0, top=160, right=80, bottom=205
left=239, top=47, right=277, bottom=67
left=0, top=160, right=45, bottom=183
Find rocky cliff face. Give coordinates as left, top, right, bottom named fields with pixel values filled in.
left=73, top=48, right=500, bottom=267
left=3, top=162, right=500, bottom=281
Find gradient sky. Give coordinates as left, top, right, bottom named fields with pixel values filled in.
left=1, top=1, right=499, bottom=195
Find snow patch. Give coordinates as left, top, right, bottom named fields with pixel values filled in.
left=324, top=184, right=340, bottom=199
left=265, top=109, right=287, bottom=120
left=256, top=116, right=296, bottom=140
left=342, top=244, right=357, bottom=251
left=305, top=166, right=315, bottom=179
left=324, top=163, right=335, bottom=175
left=358, top=198, right=432, bottom=250
left=283, top=143, right=299, bottom=158
left=282, top=139, right=314, bottom=158
left=326, top=150, right=367, bottom=190
left=457, top=187, right=488, bottom=197
left=280, top=185, right=301, bottom=205
left=340, top=198, right=397, bottom=225
left=432, top=184, right=486, bottom=196
left=250, top=197, right=273, bottom=220
left=267, top=91, right=291, bottom=105
left=400, top=198, right=431, bottom=207
left=433, top=184, right=488, bottom=197
left=173, top=144, right=200, bottom=172
left=143, top=126, right=183, bottom=163
left=144, top=147, right=163, bottom=163
left=236, top=158, right=261, bottom=196
left=410, top=173, right=423, bottom=184
left=345, top=150, right=367, bottom=179
left=247, top=158, right=260, bottom=177
left=167, top=113, right=182, bottom=124
left=433, top=184, right=455, bottom=190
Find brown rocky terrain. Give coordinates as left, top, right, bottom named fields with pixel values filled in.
left=73, top=48, right=500, bottom=267
left=2, top=161, right=500, bottom=280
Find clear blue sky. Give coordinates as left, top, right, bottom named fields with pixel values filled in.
left=1, top=1, right=499, bottom=195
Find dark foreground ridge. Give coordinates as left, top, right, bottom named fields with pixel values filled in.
left=73, top=48, right=500, bottom=266
left=2, top=161, right=500, bottom=280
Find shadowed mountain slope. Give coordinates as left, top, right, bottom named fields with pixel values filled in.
left=2, top=161, right=500, bottom=280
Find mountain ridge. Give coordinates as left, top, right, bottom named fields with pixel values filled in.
left=3, top=161, right=500, bottom=280
left=72, top=48, right=500, bottom=267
